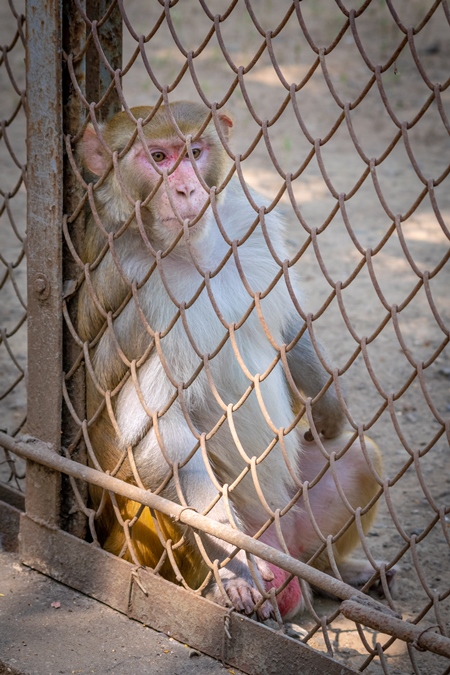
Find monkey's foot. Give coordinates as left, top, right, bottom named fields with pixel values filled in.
left=357, top=565, right=398, bottom=598
left=264, top=564, right=305, bottom=619
left=322, top=559, right=398, bottom=599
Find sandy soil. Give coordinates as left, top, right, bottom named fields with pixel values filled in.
left=1, top=2, right=449, bottom=674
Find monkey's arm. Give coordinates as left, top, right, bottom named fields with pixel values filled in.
left=283, top=323, right=346, bottom=439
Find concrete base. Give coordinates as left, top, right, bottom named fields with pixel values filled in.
left=0, top=549, right=241, bottom=675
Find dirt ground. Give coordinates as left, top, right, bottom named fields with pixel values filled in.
left=1, top=2, right=449, bottom=674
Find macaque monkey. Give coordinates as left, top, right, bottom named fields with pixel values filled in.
left=78, top=101, right=385, bottom=620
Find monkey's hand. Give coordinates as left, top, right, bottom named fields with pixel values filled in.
left=222, top=576, right=274, bottom=620
left=309, top=386, right=346, bottom=439
left=206, top=566, right=274, bottom=620
left=284, top=325, right=346, bottom=439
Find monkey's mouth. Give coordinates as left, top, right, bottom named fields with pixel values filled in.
left=161, top=214, right=202, bottom=227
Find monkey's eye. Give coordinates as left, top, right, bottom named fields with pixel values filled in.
left=190, top=148, right=202, bottom=160
left=151, top=151, right=166, bottom=163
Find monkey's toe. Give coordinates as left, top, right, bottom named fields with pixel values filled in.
left=220, top=577, right=274, bottom=619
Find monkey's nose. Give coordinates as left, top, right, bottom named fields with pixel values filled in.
left=176, top=185, right=196, bottom=199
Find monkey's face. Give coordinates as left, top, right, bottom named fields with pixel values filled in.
left=131, top=137, right=212, bottom=241
left=82, top=103, right=233, bottom=249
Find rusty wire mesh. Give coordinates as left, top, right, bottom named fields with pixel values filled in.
left=1, top=0, right=448, bottom=673
left=60, top=0, right=450, bottom=671
left=0, top=1, right=27, bottom=495
left=57, top=1, right=450, bottom=672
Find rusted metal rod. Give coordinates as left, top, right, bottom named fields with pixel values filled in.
left=341, top=599, right=450, bottom=660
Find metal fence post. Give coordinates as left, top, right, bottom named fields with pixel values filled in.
left=23, top=0, right=122, bottom=539
left=24, top=0, right=63, bottom=530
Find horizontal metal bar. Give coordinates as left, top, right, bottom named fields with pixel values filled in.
left=0, top=500, right=22, bottom=552
left=341, top=599, right=450, bottom=660
left=1, top=432, right=411, bottom=632
left=0, top=482, right=25, bottom=512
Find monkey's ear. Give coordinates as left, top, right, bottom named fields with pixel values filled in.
left=82, top=123, right=108, bottom=176
left=217, top=111, right=233, bottom=141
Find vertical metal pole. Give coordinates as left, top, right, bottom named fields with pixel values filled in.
left=25, top=0, right=63, bottom=528
left=23, top=0, right=122, bottom=543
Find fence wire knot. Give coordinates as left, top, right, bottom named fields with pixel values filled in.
left=173, top=505, right=198, bottom=523
left=411, top=625, right=443, bottom=652
left=221, top=608, right=234, bottom=668
left=131, top=567, right=149, bottom=597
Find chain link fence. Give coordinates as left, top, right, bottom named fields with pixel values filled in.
left=0, top=1, right=449, bottom=673
left=0, top=1, right=26, bottom=516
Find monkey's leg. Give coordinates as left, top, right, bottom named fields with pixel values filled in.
left=299, top=432, right=397, bottom=598
left=131, top=404, right=274, bottom=619
left=113, top=357, right=275, bottom=616
left=177, top=458, right=275, bottom=619
left=264, top=431, right=386, bottom=618
left=298, top=431, right=382, bottom=564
